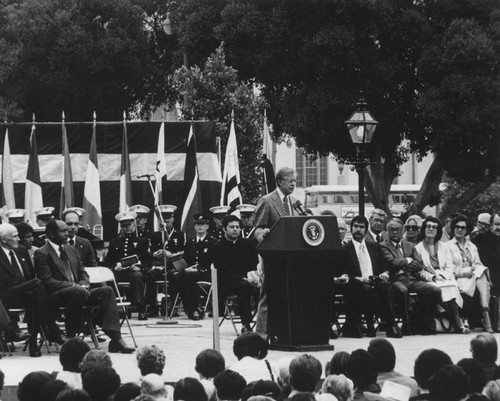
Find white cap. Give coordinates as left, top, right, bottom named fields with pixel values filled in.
left=236, top=204, right=256, bottom=215
left=5, top=209, right=26, bottom=219
left=129, top=205, right=151, bottom=216
left=156, top=205, right=177, bottom=216
left=115, top=211, right=137, bottom=222
left=35, top=206, right=55, bottom=218
left=209, top=206, right=231, bottom=216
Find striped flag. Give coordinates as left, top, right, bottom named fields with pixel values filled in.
left=60, top=119, right=75, bottom=212
left=154, top=122, right=168, bottom=231
left=180, top=123, right=203, bottom=238
left=25, top=123, right=44, bottom=227
left=220, top=115, right=242, bottom=208
left=1, top=128, right=15, bottom=214
left=119, top=118, right=133, bottom=213
left=262, top=110, right=276, bottom=195
left=82, top=119, right=102, bottom=229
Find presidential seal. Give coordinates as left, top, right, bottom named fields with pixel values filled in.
left=302, top=219, right=325, bottom=246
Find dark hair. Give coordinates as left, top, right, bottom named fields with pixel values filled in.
left=325, top=352, right=350, bottom=376
left=0, top=369, right=4, bottom=390
left=471, top=333, right=498, bottom=364
left=17, top=222, right=34, bottom=242
left=289, top=354, right=322, bottom=392
left=39, top=380, right=69, bottom=401
left=136, top=345, right=165, bottom=376
left=113, top=383, right=141, bottom=401
left=367, top=338, right=396, bottom=373
left=81, top=367, right=121, bottom=401
left=222, top=215, right=241, bottom=229
left=214, top=370, right=247, bottom=401
left=195, top=349, right=225, bottom=378
left=490, top=213, right=500, bottom=225
left=420, top=216, right=443, bottom=242
left=45, top=219, right=63, bottom=237
left=457, top=358, right=487, bottom=394
left=427, top=364, right=469, bottom=401
left=18, top=371, right=54, bottom=401
left=59, top=338, right=91, bottom=373
left=345, top=349, right=378, bottom=389
left=450, top=214, right=473, bottom=237
left=350, top=215, right=368, bottom=231
left=241, top=380, right=282, bottom=401
left=289, top=393, right=315, bottom=401
left=233, top=332, right=268, bottom=360
left=414, top=349, right=452, bottom=389
left=56, top=389, right=90, bottom=401
left=173, top=377, right=208, bottom=401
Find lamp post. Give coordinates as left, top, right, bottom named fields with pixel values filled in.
left=345, top=97, right=378, bottom=217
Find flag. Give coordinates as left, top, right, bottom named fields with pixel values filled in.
left=1, top=128, right=15, bottom=213
left=262, top=110, right=276, bottom=194
left=25, top=124, right=43, bottom=227
left=154, top=122, right=168, bottom=231
left=82, top=120, right=102, bottom=229
left=60, top=120, right=75, bottom=212
left=180, top=123, right=203, bottom=238
left=119, top=119, right=133, bottom=213
left=220, top=116, right=242, bottom=208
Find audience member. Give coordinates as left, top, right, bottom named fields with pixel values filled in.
left=367, top=338, right=418, bottom=397
left=56, top=389, right=91, bottom=401
left=364, top=380, right=411, bottom=401
left=195, top=349, right=226, bottom=379
left=174, top=377, right=208, bottom=401
left=321, top=375, right=354, bottom=401
left=247, top=397, right=276, bottom=401
left=57, top=338, right=91, bottom=389
left=482, top=380, right=500, bottom=401
left=288, top=354, right=322, bottom=398
left=39, top=380, right=70, bottom=401
left=427, top=365, right=469, bottom=401
left=471, top=334, right=500, bottom=381
left=141, top=374, right=169, bottom=401
left=18, top=371, right=54, bottom=401
left=325, top=352, right=351, bottom=376
left=81, top=367, right=120, bottom=401
left=403, top=216, right=423, bottom=244
left=345, top=350, right=380, bottom=400
left=214, top=370, right=246, bottom=401
left=80, top=350, right=113, bottom=373
left=114, top=383, right=142, bottom=401
left=231, top=332, right=276, bottom=383
left=457, top=359, right=487, bottom=395
left=412, top=349, right=452, bottom=399
left=241, top=380, right=282, bottom=401
left=289, top=393, right=316, bottom=401
left=137, top=346, right=166, bottom=377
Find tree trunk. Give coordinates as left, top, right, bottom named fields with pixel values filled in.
left=408, top=155, right=445, bottom=216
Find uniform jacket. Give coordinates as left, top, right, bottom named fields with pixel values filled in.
left=104, top=235, right=152, bottom=270
left=184, top=235, right=217, bottom=272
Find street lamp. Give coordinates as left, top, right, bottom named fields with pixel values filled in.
left=345, top=97, right=378, bottom=217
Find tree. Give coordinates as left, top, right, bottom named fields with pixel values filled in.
left=171, top=46, right=265, bottom=203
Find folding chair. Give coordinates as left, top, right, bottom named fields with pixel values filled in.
left=85, top=267, right=137, bottom=348
left=196, top=281, right=212, bottom=315
left=6, top=308, right=53, bottom=356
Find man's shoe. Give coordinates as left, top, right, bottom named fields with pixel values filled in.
left=387, top=325, right=403, bottom=338
left=28, top=341, right=42, bottom=358
left=241, top=325, right=252, bottom=334
left=108, top=338, right=135, bottom=354
left=138, top=312, right=148, bottom=321
left=148, top=308, right=159, bottom=318
left=188, top=311, right=200, bottom=321
left=329, top=328, right=339, bottom=339
left=365, top=324, right=377, bottom=338
left=342, top=325, right=363, bottom=338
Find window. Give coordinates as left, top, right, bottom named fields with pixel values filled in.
left=296, top=150, right=329, bottom=187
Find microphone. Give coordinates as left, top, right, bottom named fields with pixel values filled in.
left=136, top=174, right=154, bottom=179
left=293, top=200, right=307, bottom=216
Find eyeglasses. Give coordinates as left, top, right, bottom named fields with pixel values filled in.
left=455, top=225, right=467, bottom=230
left=478, top=222, right=491, bottom=228
left=426, top=224, right=438, bottom=230
left=405, top=226, right=419, bottom=231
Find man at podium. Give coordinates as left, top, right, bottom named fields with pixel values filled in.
left=253, top=167, right=298, bottom=338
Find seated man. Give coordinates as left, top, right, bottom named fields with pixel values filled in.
left=341, top=215, right=402, bottom=338
left=35, top=219, right=134, bottom=353
left=176, top=214, right=217, bottom=320
left=212, top=215, right=258, bottom=333
left=380, top=218, right=441, bottom=335
left=62, top=209, right=98, bottom=268
left=104, top=212, right=152, bottom=320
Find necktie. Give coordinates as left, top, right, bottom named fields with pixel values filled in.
left=358, top=243, right=373, bottom=278
left=376, top=234, right=382, bottom=243
left=10, top=251, right=24, bottom=278
left=68, top=238, right=75, bottom=246
left=283, top=196, right=291, bottom=216
left=59, top=246, right=74, bottom=282
left=396, top=243, right=404, bottom=258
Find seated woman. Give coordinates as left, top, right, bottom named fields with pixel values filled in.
left=403, top=215, right=423, bottom=244
left=447, top=214, right=492, bottom=333
left=414, top=216, right=468, bottom=333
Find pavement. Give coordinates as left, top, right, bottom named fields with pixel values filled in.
left=0, top=314, right=494, bottom=389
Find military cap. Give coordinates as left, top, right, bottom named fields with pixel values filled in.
left=129, top=205, right=150, bottom=217
left=5, top=209, right=26, bottom=220
left=157, top=205, right=177, bottom=218
left=115, top=211, right=137, bottom=222
left=209, top=206, right=231, bottom=216
left=193, top=214, right=209, bottom=225
left=236, top=204, right=256, bottom=216
left=35, top=206, right=55, bottom=218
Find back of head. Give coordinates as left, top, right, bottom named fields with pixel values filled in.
left=81, top=367, right=121, bottom=401
left=367, top=338, right=396, bottom=373
left=325, top=352, right=350, bottom=376
left=241, top=380, right=282, bottom=401
left=233, top=332, right=268, bottom=360
left=345, top=349, right=378, bottom=389
left=60, top=338, right=91, bottom=373
left=141, top=374, right=166, bottom=398
left=289, top=354, right=322, bottom=392
left=114, top=383, right=141, bottom=401
left=414, top=349, right=452, bottom=389
left=276, top=357, right=294, bottom=388
left=136, top=345, right=166, bottom=376
left=56, top=389, right=91, bottom=401
left=81, top=350, right=113, bottom=374
left=321, top=375, right=354, bottom=401
left=290, top=393, right=316, bottom=401
left=174, top=377, right=208, bottom=401
left=471, top=333, right=498, bottom=364
left=18, top=371, right=54, bottom=401
left=483, top=379, right=500, bottom=401
left=195, top=349, right=226, bottom=379
left=457, top=358, right=487, bottom=394
left=214, top=370, right=247, bottom=401
left=39, top=380, right=70, bottom=401
left=427, top=365, right=469, bottom=401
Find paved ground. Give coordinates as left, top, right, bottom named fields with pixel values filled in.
left=0, top=314, right=493, bottom=388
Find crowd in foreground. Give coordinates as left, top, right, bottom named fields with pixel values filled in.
left=5, top=331, right=500, bottom=401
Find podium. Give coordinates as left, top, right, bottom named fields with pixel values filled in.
left=257, top=216, right=342, bottom=351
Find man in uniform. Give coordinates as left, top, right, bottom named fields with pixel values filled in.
left=104, top=212, right=152, bottom=320
left=129, top=205, right=152, bottom=241
left=62, top=208, right=98, bottom=267
left=236, top=204, right=256, bottom=239
left=209, top=206, right=230, bottom=242
left=5, top=209, right=27, bottom=226
left=35, top=219, right=134, bottom=353
left=33, top=207, right=55, bottom=247
left=176, top=214, right=217, bottom=320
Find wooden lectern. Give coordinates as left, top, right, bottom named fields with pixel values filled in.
left=257, top=216, right=342, bottom=351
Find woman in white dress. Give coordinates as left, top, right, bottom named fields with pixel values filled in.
left=414, top=216, right=468, bottom=333
left=447, top=214, right=492, bottom=332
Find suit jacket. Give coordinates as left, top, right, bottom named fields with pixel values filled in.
left=0, top=245, right=35, bottom=292
left=69, top=236, right=98, bottom=267
left=35, top=243, right=89, bottom=293
left=380, top=239, right=423, bottom=281
left=254, top=189, right=297, bottom=231
left=365, top=230, right=388, bottom=244
left=343, top=240, right=386, bottom=278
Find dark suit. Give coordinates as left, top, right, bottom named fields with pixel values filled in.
left=35, top=242, right=120, bottom=336
left=380, top=239, right=441, bottom=329
left=365, top=230, right=388, bottom=244
left=253, top=189, right=297, bottom=334
left=68, top=236, right=98, bottom=267
left=0, top=245, right=52, bottom=336
left=343, top=240, right=397, bottom=332
left=473, top=231, right=500, bottom=295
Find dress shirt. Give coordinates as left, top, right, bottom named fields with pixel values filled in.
left=1, top=246, right=23, bottom=277
left=353, top=239, right=373, bottom=278
left=276, top=187, right=292, bottom=215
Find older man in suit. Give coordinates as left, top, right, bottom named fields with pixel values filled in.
left=35, top=219, right=134, bottom=353
left=380, top=218, right=441, bottom=335
left=0, top=223, right=62, bottom=356
left=253, top=167, right=298, bottom=337
left=342, top=215, right=401, bottom=338
left=365, top=209, right=388, bottom=244
left=62, top=209, right=98, bottom=267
